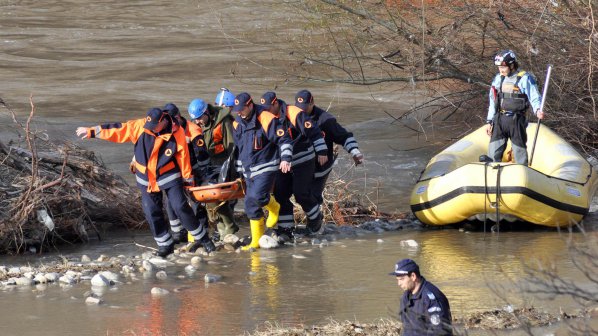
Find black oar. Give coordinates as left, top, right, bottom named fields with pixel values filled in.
left=529, top=64, right=552, bottom=167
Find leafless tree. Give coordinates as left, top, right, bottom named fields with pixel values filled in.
left=232, top=0, right=597, bottom=153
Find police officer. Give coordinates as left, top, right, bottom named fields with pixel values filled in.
left=389, top=259, right=453, bottom=336
left=486, top=50, right=544, bottom=165
left=260, top=91, right=328, bottom=237
left=294, top=90, right=364, bottom=217
left=188, top=90, right=239, bottom=238
left=161, top=103, right=213, bottom=250
left=231, top=92, right=292, bottom=250
left=75, top=107, right=215, bottom=257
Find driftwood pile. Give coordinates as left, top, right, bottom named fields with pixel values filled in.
left=320, top=173, right=408, bottom=225
left=0, top=97, right=144, bottom=254
left=293, top=148, right=408, bottom=225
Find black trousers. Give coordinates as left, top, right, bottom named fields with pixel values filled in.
left=273, top=159, right=321, bottom=228
left=489, top=113, right=528, bottom=165
left=141, top=182, right=207, bottom=247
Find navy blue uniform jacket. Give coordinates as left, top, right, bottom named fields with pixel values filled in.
left=400, top=278, right=452, bottom=336
left=232, top=106, right=292, bottom=179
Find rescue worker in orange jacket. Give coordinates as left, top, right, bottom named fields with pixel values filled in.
left=76, top=107, right=215, bottom=257
left=160, top=103, right=212, bottom=247
left=260, top=91, right=328, bottom=237
left=231, top=92, right=292, bottom=250
left=188, top=91, right=239, bottom=238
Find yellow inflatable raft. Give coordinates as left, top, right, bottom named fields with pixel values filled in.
left=410, top=123, right=598, bottom=227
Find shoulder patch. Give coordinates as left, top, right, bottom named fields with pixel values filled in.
left=427, top=292, right=436, bottom=300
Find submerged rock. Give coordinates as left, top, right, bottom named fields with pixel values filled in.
left=8, top=267, right=21, bottom=276
left=400, top=239, right=419, bottom=248
left=44, top=273, right=60, bottom=283
left=155, top=271, right=168, bottom=280
left=204, top=273, right=222, bottom=283
left=34, top=274, right=48, bottom=284
left=15, top=277, right=34, bottom=286
left=141, top=260, right=154, bottom=273
left=59, top=275, right=76, bottom=285
left=222, top=234, right=240, bottom=245
left=259, top=235, right=279, bottom=249
left=121, top=265, right=135, bottom=276
left=99, top=271, right=118, bottom=283
left=150, top=287, right=169, bottom=296
left=190, top=256, right=202, bottom=268
left=85, top=296, right=103, bottom=305
left=91, top=274, right=112, bottom=287
left=148, top=258, right=175, bottom=268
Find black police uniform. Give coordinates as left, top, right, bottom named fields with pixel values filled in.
left=399, top=278, right=453, bottom=336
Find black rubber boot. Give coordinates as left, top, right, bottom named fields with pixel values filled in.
left=274, top=226, right=296, bottom=242
left=156, top=244, right=174, bottom=258
left=172, top=229, right=188, bottom=244
left=306, top=214, right=323, bottom=235
left=189, top=235, right=217, bottom=253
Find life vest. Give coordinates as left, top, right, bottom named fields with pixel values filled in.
left=499, top=70, right=529, bottom=114
left=212, top=123, right=225, bottom=154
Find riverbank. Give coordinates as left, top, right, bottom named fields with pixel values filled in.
left=1, top=223, right=597, bottom=335
left=247, top=305, right=598, bottom=335
left=2, top=223, right=596, bottom=335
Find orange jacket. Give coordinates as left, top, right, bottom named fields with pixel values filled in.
left=86, top=118, right=193, bottom=192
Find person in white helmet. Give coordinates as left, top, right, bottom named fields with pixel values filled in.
left=486, top=50, right=544, bottom=165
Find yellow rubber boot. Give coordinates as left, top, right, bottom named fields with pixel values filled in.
left=264, top=196, right=280, bottom=229
left=241, top=218, right=265, bottom=251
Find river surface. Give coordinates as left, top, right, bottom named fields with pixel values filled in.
left=1, top=1, right=597, bottom=335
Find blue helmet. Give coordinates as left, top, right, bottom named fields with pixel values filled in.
left=188, top=98, right=207, bottom=120
left=215, top=88, right=235, bottom=107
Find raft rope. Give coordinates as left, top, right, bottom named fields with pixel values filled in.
left=494, top=164, right=503, bottom=234
left=483, top=162, right=490, bottom=234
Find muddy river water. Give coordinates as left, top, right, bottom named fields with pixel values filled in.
left=1, top=1, right=597, bottom=335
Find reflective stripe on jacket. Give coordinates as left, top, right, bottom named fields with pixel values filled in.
left=309, top=106, right=359, bottom=175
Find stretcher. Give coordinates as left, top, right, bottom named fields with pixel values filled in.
left=187, top=178, right=246, bottom=203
